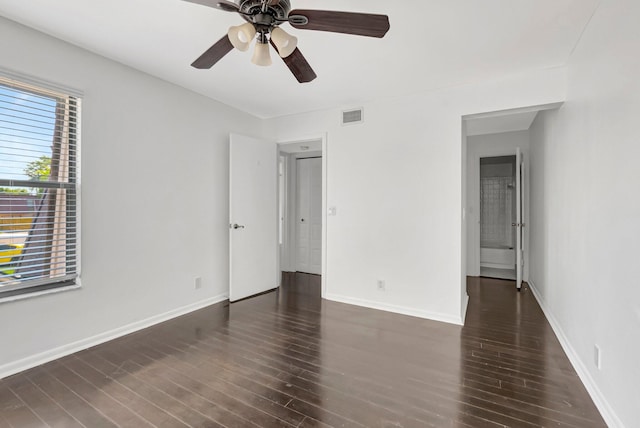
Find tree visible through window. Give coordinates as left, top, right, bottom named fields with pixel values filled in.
left=0, top=76, right=79, bottom=297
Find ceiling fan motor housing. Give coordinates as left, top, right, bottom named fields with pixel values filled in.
left=239, top=0, right=291, bottom=23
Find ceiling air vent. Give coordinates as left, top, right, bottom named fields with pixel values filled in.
left=341, top=108, right=364, bottom=126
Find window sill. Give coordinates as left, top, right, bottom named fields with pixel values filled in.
left=0, top=283, right=81, bottom=304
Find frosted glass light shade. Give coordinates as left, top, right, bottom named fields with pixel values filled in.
left=251, top=41, right=272, bottom=66
left=228, top=22, right=256, bottom=52
left=270, top=27, right=298, bottom=58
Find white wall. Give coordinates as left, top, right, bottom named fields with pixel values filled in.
left=0, top=17, right=264, bottom=374
left=529, top=0, right=640, bottom=426
left=466, top=130, right=530, bottom=277
left=266, top=68, right=565, bottom=325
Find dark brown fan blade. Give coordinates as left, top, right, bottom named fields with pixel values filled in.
left=288, top=9, right=390, bottom=38
left=191, top=35, right=234, bottom=69
left=270, top=40, right=317, bottom=83
left=182, top=0, right=239, bottom=12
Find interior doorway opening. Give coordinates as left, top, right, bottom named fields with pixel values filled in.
left=479, top=155, right=517, bottom=280
left=461, top=103, right=563, bottom=295
left=277, top=138, right=326, bottom=292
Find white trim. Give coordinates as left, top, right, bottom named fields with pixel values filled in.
left=467, top=146, right=531, bottom=282
left=528, top=281, right=624, bottom=428
left=0, top=283, right=81, bottom=304
left=277, top=133, right=328, bottom=299
left=460, top=292, right=470, bottom=324
left=325, top=293, right=464, bottom=326
left=75, top=99, right=83, bottom=285
left=0, top=293, right=228, bottom=380
left=321, top=134, right=327, bottom=298
left=0, top=66, right=84, bottom=98
left=462, top=102, right=564, bottom=120
left=284, top=153, right=297, bottom=272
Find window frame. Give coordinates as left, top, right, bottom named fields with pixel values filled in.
left=0, top=71, right=81, bottom=301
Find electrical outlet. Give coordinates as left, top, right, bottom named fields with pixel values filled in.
left=194, top=277, right=202, bottom=290
left=594, top=345, right=601, bottom=369
left=377, top=279, right=385, bottom=291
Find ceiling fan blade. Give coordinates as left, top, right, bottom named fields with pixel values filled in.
left=182, top=0, right=239, bottom=12
left=270, top=40, right=317, bottom=83
left=191, top=35, right=234, bottom=69
left=288, top=9, right=390, bottom=38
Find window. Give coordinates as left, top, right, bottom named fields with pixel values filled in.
left=0, top=75, right=79, bottom=298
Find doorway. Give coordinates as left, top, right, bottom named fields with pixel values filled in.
left=464, top=126, right=530, bottom=287
left=479, top=155, right=517, bottom=280
left=278, top=138, right=326, bottom=286
left=228, top=134, right=327, bottom=302
left=462, top=103, right=563, bottom=294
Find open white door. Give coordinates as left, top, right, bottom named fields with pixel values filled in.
left=229, top=134, right=278, bottom=302
left=515, top=148, right=524, bottom=290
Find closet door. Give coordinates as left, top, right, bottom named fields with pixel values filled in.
left=295, top=157, right=322, bottom=275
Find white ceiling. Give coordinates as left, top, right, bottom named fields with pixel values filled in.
left=0, top=0, right=600, bottom=118
left=279, top=139, right=322, bottom=153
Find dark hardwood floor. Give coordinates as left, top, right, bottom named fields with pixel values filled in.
left=0, top=274, right=606, bottom=427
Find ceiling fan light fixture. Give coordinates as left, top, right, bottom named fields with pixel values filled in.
left=251, top=38, right=272, bottom=66
left=187, top=0, right=390, bottom=83
left=228, top=22, right=256, bottom=52
left=270, top=27, right=297, bottom=58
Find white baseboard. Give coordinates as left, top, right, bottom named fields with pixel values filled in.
left=0, top=293, right=228, bottom=380
left=461, top=292, right=470, bottom=324
left=528, top=281, right=623, bottom=428
left=324, top=293, right=464, bottom=325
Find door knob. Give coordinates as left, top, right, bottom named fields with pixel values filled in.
left=232, top=223, right=245, bottom=229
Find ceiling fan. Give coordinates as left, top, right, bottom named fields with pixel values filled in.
left=184, top=0, right=390, bottom=83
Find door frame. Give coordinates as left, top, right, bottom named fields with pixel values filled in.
left=279, top=151, right=322, bottom=273
left=277, top=134, right=328, bottom=297
left=472, top=149, right=527, bottom=279
left=294, top=156, right=323, bottom=275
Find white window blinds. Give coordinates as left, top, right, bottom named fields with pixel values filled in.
left=0, top=76, right=79, bottom=297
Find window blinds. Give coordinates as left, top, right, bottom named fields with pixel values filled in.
left=0, top=76, right=79, bottom=297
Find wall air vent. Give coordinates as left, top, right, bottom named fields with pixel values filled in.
left=341, top=108, right=364, bottom=126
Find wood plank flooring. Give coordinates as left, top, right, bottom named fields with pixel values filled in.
left=0, top=274, right=606, bottom=427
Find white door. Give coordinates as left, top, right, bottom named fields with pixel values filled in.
left=295, top=157, right=322, bottom=274
left=515, top=148, right=524, bottom=290
left=229, top=134, right=278, bottom=302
